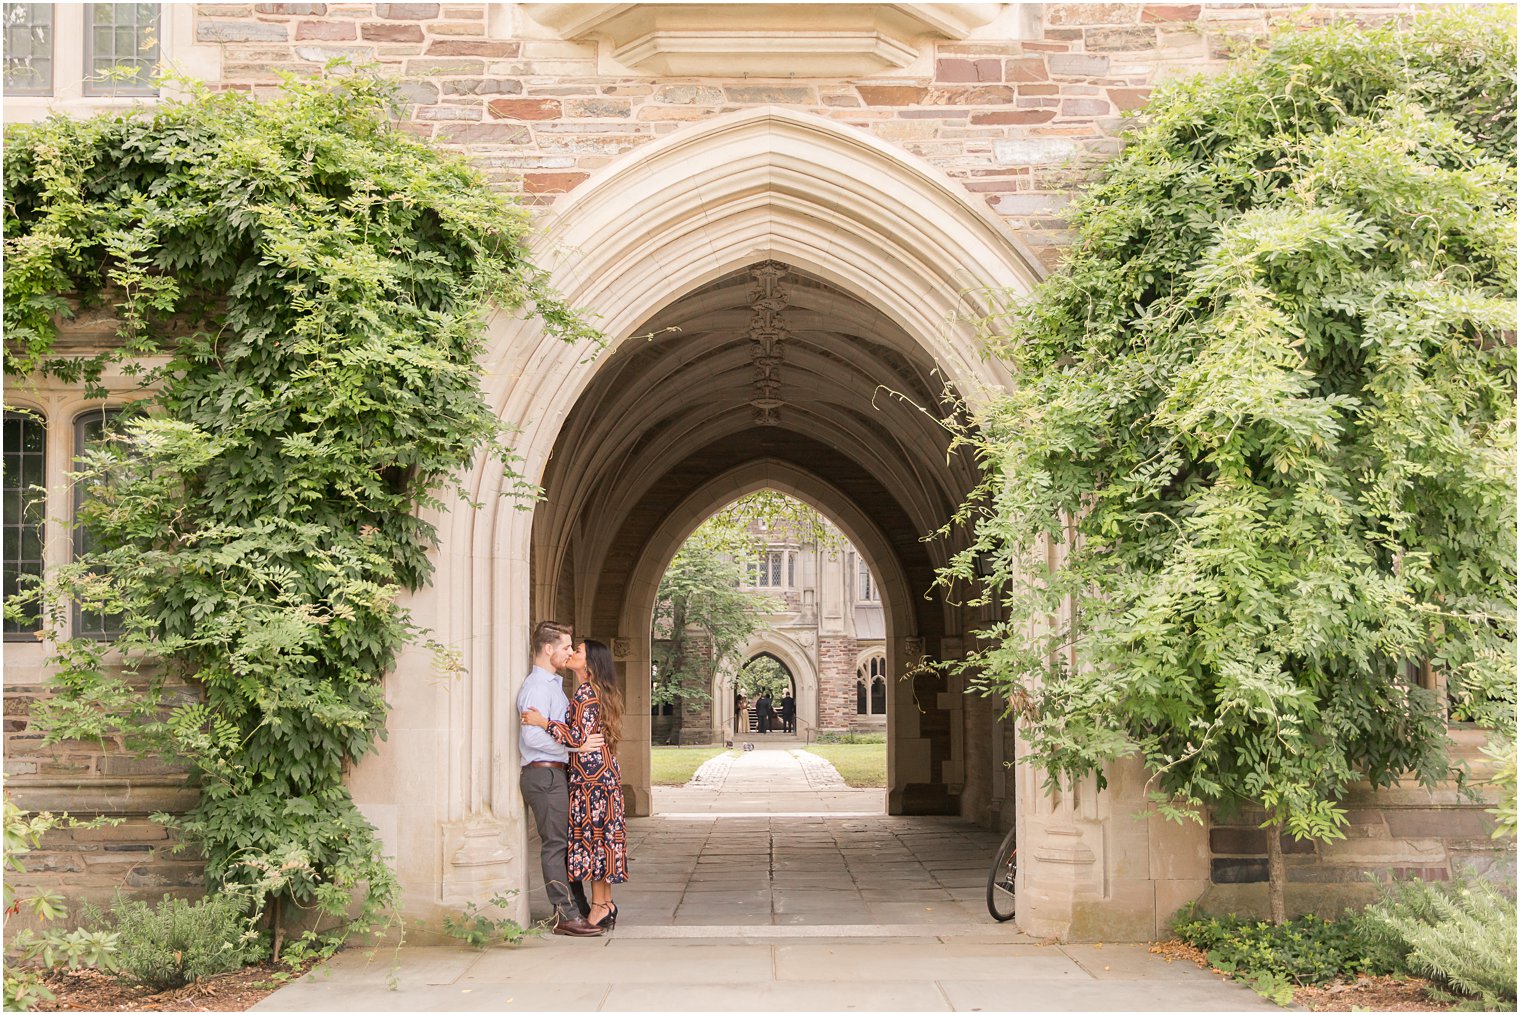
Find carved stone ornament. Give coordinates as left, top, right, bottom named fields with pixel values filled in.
left=612, top=637, right=632, bottom=659
left=522, top=4, right=1003, bottom=78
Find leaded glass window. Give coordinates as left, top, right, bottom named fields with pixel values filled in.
left=72, top=408, right=124, bottom=639
left=4, top=411, right=47, bottom=639
left=859, top=557, right=878, bottom=601
left=84, top=3, right=159, bottom=96
left=2, top=3, right=54, bottom=95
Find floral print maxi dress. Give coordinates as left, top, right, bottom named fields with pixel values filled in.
left=545, top=682, right=629, bottom=884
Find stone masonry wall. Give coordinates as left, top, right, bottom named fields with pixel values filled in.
left=1198, top=729, right=1514, bottom=917
left=190, top=3, right=1413, bottom=269
left=4, top=681, right=204, bottom=930
left=816, top=635, right=858, bottom=731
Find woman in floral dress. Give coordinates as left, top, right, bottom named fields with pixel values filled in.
left=521, top=638, right=629, bottom=929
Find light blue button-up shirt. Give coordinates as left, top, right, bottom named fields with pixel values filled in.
left=518, top=665, right=570, bottom=765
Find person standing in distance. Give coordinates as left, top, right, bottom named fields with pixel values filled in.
left=519, top=620, right=604, bottom=937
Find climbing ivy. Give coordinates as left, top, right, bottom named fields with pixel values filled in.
left=3, top=69, right=595, bottom=951
left=939, top=10, right=1516, bottom=922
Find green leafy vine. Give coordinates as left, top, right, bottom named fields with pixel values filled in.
left=3, top=68, right=595, bottom=953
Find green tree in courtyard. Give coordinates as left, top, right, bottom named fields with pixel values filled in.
left=651, top=502, right=778, bottom=715
left=941, top=9, right=1516, bottom=923
left=3, top=68, right=593, bottom=956
left=738, top=655, right=792, bottom=702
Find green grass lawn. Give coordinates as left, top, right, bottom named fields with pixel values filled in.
left=801, top=742, right=886, bottom=788
left=649, top=746, right=734, bottom=786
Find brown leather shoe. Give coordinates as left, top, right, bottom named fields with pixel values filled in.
left=552, top=914, right=605, bottom=937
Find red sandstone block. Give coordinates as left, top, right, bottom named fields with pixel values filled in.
left=936, top=57, right=1002, bottom=83
left=930, top=85, right=1015, bottom=105
left=857, top=85, right=928, bottom=106
left=1107, top=87, right=1152, bottom=111
left=971, top=109, right=1057, bottom=125
left=362, top=21, right=424, bottom=41
left=488, top=98, right=561, bottom=120
left=295, top=19, right=355, bottom=40
left=1143, top=5, right=1203, bottom=22
left=1006, top=57, right=1047, bottom=83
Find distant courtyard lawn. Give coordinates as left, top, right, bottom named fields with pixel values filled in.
left=801, top=743, right=886, bottom=788
left=649, top=746, right=733, bottom=785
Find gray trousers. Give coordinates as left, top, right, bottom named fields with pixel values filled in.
left=521, top=764, right=576, bottom=920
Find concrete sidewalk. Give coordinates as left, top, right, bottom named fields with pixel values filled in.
left=252, top=933, right=1279, bottom=1012
left=253, top=749, right=1278, bottom=1011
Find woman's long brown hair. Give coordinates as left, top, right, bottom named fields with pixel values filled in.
left=581, top=639, right=624, bottom=757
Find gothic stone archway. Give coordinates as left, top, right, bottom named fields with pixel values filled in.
left=344, top=107, right=1208, bottom=942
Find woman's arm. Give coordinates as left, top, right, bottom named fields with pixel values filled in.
left=544, top=694, right=585, bottom=749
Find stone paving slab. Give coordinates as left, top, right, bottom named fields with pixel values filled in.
left=256, top=749, right=1286, bottom=1012
left=461, top=942, right=773, bottom=985
left=601, top=980, right=952, bottom=1011
left=936, top=978, right=1283, bottom=1011
left=774, top=941, right=1088, bottom=982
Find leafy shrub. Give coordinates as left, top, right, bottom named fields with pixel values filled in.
left=1173, top=904, right=1397, bottom=989
left=3, top=799, right=121, bottom=1011
left=1361, top=876, right=1517, bottom=1006
left=441, top=891, right=542, bottom=949
left=81, top=893, right=267, bottom=991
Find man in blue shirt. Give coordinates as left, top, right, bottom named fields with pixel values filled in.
left=519, top=620, right=605, bottom=936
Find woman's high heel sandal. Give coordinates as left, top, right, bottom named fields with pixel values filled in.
left=595, top=902, right=618, bottom=929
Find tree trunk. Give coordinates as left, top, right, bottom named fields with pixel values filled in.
left=1265, top=821, right=1287, bottom=925
left=271, top=895, right=285, bottom=963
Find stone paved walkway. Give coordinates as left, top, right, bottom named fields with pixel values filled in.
left=254, top=748, right=1280, bottom=1011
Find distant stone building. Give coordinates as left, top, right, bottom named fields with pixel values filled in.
left=651, top=520, right=889, bottom=745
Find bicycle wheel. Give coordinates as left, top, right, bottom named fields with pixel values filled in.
left=985, top=824, right=1017, bottom=922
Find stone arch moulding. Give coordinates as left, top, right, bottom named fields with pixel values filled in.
left=722, top=631, right=821, bottom=738
left=613, top=459, right=917, bottom=816
left=419, top=103, right=1043, bottom=918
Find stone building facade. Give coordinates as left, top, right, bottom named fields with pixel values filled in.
left=3, top=2, right=1508, bottom=942
left=651, top=522, right=889, bottom=745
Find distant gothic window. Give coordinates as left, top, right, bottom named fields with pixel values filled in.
left=749, top=548, right=788, bottom=588
left=856, top=652, right=887, bottom=715
left=858, top=557, right=878, bottom=601
left=3, top=410, right=46, bottom=639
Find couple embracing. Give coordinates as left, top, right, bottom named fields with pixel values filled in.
left=518, top=621, right=630, bottom=937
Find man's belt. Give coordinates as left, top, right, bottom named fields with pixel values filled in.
left=526, top=760, right=566, bottom=769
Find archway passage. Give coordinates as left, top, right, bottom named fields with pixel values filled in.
left=534, top=259, right=990, bottom=820
left=735, top=652, right=796, bottom=735
left=439, top=108, right=1039, bottom=930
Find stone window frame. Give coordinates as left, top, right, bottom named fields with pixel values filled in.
left=857, top=554, right=879, bottom=603
left=745, top=544, right=795, bottom=589
left=855, top=650, right=887, bottom=716
left=81, top=2, right=160, bottom=98
left=0, top=393, right=137, bottom=650
left=70, top=407, right=128, bottom=641
left=1, top=3, right=215, bottom=125
left=3, top=408, right=48, bottom=640
left=1, top=3, right=54, bottom=96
